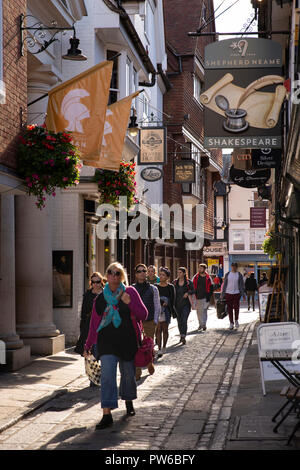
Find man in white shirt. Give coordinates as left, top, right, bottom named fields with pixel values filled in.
left=221, top=263, right=244, bottom=330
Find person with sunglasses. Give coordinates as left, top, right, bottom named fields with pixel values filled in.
left=84, top=262, right=148, bottom=430
left=75, top=272, right=105, bottom=370
left=132, top=263, right=161, bottom=380
left=155, top=267, right=176, bottom=357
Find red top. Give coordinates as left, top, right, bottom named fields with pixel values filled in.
left=193, top=273, right=212, bottom=293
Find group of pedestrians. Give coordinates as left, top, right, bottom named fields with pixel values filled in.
left=74, top=260, right=260, bottom=430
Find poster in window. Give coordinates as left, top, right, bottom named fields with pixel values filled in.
left=138, top=127, right=166, bottom=165
left=53, top=251, right=73, bottom=308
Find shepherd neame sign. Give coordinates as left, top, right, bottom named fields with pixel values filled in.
left=201, top=38, right=287, bottom=149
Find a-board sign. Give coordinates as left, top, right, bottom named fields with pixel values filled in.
left=257, top=322, right=300, bottom=395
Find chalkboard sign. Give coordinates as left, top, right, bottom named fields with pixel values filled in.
left=264, top=293, right=286, bottom=323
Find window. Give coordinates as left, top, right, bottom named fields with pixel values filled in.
left=193, top=75, right=202, bottom=103
left=250, top=230, right=265, bottom=251
left=201, top=3, right=207, bottom=23
left=233, top=231, right=245, bottom=251
left=144, top=0, right=151, bottom=39
left=106, top=50, right=119, bottom=104
left=142, top=94, right=149, bottom=121
left=191, top=144, right=201, bottom=199
left=200, top=168, right=207, bottom=204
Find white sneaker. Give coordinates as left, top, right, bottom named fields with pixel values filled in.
left=235, top=321, right=239, bottom=329
left=229, top=323, right=234, bottom=330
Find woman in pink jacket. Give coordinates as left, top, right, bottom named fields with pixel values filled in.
left=84, top=262, right=148, bottom=430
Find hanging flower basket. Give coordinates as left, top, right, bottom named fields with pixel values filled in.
left=262, top=230, right=277, bottom=258
left=18, top=125, right=82, bottom=209
left=94, top=161, right=138, bottom=209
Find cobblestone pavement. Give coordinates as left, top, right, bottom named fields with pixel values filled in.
left=0, top=306, right=259, bottom=450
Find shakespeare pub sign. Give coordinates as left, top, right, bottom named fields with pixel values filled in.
left=200, top=38, right=288, bottom=149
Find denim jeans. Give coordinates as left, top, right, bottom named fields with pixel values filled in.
left=100, top=354, right=137, bottom=409
left=176, top=304, right=190, bottom=337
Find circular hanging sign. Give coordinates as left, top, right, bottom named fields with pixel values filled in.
left=141, top=167, right=163, bottom=182
left=229, top=165, right=271, bottom=188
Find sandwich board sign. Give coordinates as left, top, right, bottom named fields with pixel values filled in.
left=257, top=322, right=300, bottom=395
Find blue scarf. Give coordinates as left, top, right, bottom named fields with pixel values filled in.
left=97, top=282, right=126, bottom=332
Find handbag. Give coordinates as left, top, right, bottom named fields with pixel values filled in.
left=216, top=298, right=228, bottom=319
left=84, top=355, right=101, bottom=385
left=134, top=332, right=154, bottom=367
left=131, top=314, right=154, bottom=367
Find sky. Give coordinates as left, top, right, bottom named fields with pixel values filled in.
left=213, top=0, right=257, bottom=39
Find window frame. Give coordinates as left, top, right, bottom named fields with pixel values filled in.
left=232, top=230, right=245, bottom=251
left=106, top=49, right=119, bottom=105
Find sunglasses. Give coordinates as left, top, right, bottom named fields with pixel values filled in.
left=136, top=269, right=147, bottom=273
left=107, top=270, right=121, bottom=277
left=91, top=280, right=102, bottom=284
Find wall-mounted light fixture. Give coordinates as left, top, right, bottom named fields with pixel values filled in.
left=128, top=108, right=139, bottom=137
left=20, top=14, right=87, bottom=60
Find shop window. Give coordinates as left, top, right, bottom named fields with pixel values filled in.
left=250, top=229, right=265, bottom=251
left=232, top=230, right=245, bottom=251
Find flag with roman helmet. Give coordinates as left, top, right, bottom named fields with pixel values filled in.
left=45, top=61, right=113, bottom=160
left=83, top=90, right=141, bottom=171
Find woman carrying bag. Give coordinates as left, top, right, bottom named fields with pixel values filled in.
left=173, top=267, right=195, bottom=345
left=75, top=273, right=105, bottom=386
left=84, top=262, right=148, bottom=430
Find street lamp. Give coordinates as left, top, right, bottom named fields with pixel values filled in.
left=128, top=109, right=139, bottom=137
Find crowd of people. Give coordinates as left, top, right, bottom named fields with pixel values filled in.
left=75, top=261, right=265, bottom=430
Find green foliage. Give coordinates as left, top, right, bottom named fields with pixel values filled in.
left=94, top=161, right=138, bottom=209
left=262, top=231, right=276, bottom=258
left=18, top=125, right=82, bottom=209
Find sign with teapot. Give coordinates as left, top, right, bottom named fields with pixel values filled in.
left=201, top=39, right=288, bottom=148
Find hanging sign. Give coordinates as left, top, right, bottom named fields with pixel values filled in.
left=138, top=127, right=166, bottom=165
left=250, top=207, right=266, bottom=228
left=140, top=167, right=163, bottom=182
left=200, top=38, right=287, bottom=149
left=251, top=148, right=281, bottom=169
left=229, top=166, right=271, bottom=188
left=173, top=160, right=196, bottom=183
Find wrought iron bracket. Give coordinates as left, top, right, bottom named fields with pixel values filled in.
left=20, top=13, right=75, bottom=56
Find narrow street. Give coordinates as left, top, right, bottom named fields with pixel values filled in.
left=0, top=306, right=258, bottom=451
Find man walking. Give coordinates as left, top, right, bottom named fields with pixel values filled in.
left=132, top=264, right=161, bottom=380
left=245, top=272, right=258, bottom=311
left=221, top=262, right=244, bottom=330
left=192, top=263, right=213, bottom=331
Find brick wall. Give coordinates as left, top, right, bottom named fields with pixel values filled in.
left=0, top=0, right=27, bottom=169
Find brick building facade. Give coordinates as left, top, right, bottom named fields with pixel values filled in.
left=0, top=0, right=27, bottom=171
left=161, top=0, right=222, bottom=278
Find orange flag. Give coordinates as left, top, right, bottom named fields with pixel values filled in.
left=45, top=61, right=113, bottom=160
left=84, top=91, right=141, bottom=171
